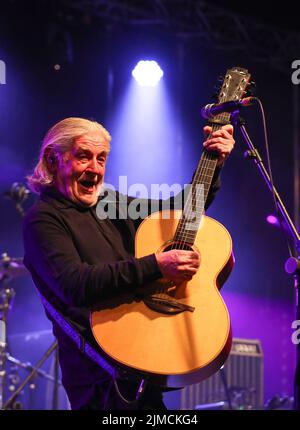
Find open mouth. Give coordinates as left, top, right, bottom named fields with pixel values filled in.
left=78, top=180, right=97, bottom=193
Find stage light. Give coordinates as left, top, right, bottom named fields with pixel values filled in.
left=266, top=214, right=280, bottom=227
left=132, top=60, right=163, bottom=87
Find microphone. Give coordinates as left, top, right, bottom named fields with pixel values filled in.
left=3, top=182, right=30, bottom=203
left=3, top=183, right=31, bottom=217
left=201, top=97, right=255, bottom=120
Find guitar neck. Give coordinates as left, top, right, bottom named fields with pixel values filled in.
left=172, top=66, right=251, bottom=247
left=174, top=119, right=229, bottom=246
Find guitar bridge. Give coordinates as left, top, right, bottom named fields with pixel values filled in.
left=143, top=294, right=195, bottom=315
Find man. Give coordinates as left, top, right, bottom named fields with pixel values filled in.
left=23, top=117, right=235, bottom=410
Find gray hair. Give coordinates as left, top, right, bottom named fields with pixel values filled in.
left=27, top=117, right=111, bottom=194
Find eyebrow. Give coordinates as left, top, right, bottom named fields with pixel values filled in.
left=75, top=147, right=108, bottom=155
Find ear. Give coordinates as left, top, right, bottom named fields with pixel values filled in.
left=44, top=148, right=57, bottom=174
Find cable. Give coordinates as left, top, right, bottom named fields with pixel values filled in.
left=255, top=97, right=294, bottom=257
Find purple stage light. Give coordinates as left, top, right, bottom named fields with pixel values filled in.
left=266, top=214, right=280, bottom=227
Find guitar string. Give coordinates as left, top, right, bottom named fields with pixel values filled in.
left=174, top=119, right=227, bottom=249
left=182, top=119, right=227, bottom=241
left=174, top=149, right=214, bottom=247
left=174, top=77, right=232, bottom=247
left=178, top=83, right=248, bottom=249
left=176, top=97, right=230, bottom=243
left=176, top=150, right=216, bottom=247
left=176, top=95, right=241, bottom=248
left=156, top=110, right=231, bottom=296
left=174, top=72, right=246, bottom=250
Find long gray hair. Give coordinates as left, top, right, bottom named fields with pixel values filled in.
left=27, top=117, right=111, bottom=194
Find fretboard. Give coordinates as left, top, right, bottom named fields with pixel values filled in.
left=173, top=118, right=229, bottom=246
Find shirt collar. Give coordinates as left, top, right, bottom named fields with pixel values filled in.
left=41, top=187, right=98, bottom=211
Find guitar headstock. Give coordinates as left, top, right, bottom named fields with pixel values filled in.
left=218, top=67, right=251, bottom=104
left=208, top=67, right=251, bottom=125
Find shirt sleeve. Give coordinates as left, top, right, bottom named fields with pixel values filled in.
left=23, top=209, right=162, bottom=308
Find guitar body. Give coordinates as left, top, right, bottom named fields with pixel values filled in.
left=91, top=210, right=234, bottom=387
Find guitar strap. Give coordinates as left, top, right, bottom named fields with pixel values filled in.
left=36, top=289, right=117, bottom=379
left=38, top=290, right=148, bottom=404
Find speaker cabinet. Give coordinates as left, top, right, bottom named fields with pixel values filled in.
left=180, top=338, right=264, bottom=410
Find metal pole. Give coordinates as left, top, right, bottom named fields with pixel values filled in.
left=2, top=341, right=58, bottom=410
left=293, top=84, right=299, bottom=240
left=293, top=82, right=300, bottom=409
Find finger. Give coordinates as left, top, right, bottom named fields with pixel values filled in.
left=177, top=250, right=199, bottom=259
left=211, top=129, right=232, bottom=139
left=221, top=124, right=234, bottom=135
left=203, top=126, right=212, bottom=138
left=178, top=257, right=199, bottom=267
left=180, top=264, right=199, bottom=273
left=186, top=251, right=200, bottom=263
left=204, top=143, right=231, bottom=154
left=179, top=266, right=198, bottom=274
left=178, top=270, right=196, bottom=279
left=185, top=259, right=200, bottom=271
left=204, top=138, right=232, bottom=148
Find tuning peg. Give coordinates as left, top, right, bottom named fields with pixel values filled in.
left=245, top=81, right=257, bottom=97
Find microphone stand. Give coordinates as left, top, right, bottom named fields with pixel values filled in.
left=229, top=110, right=300, bottom=410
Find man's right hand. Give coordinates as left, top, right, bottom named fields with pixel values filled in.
left=155, top=249, right=200, bottom=284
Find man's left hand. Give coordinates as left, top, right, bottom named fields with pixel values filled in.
left=203, top=124, right=235, bottom=166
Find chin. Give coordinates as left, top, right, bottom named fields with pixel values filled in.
left=77, top=194, right=97, bottom=207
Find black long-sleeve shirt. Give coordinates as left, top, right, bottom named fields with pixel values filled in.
left=23, top=172, right=221, bottom=409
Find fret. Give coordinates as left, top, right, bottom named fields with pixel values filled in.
left=175, top=149, right=217, bottom=243
left=196, top=173, right=216, bottom=182
left=174, top=233, right=197, bottom=244
left=175, top=209, right=205, bottom=242
left=194, top=175, right=215, bottom=186
left=201, top=166, right=215, bottom=173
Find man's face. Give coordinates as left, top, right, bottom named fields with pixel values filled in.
left=55, top=131, right=108, bottom=207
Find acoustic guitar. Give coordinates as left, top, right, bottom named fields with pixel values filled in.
left=91, top=67, right=251, bottom=387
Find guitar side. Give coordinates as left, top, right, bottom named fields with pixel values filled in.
left=91, top=210, right=234, bottom=387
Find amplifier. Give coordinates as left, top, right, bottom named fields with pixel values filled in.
left=180, top=338, right=264, bottom=410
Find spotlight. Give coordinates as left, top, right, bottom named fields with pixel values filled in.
left=132, top=60, right=163, bottom=87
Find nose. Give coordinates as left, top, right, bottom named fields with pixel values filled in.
left=86, top=157, right=103, bottom=175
